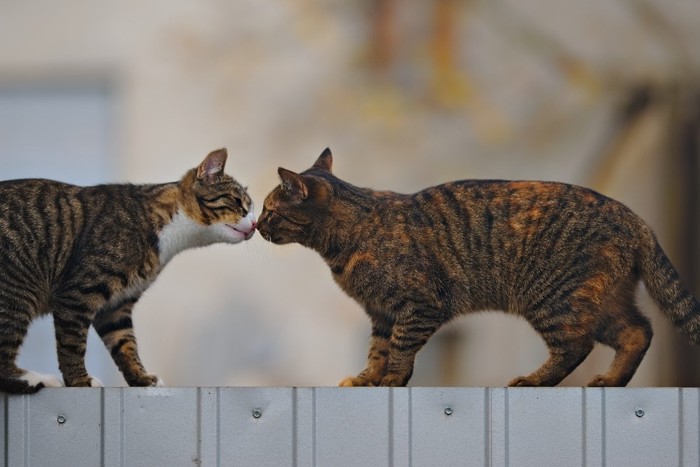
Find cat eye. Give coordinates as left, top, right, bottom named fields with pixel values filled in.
left=233, top=197, right=243, bottom=209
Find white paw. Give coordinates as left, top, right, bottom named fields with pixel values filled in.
left=20, top=371, right=64, bottom=388
left=89, top=377, right=104, bottom=388
left=155, top=378, right=165, bottom=387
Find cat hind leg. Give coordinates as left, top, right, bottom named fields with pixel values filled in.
left=588, top=305, right=652, bottom=387
left=52, top=297, right=104, bottom=387
left=0, top=306, right=62, bottom=393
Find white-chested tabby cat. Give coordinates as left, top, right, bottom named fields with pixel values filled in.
left=257, top=149, right=700, bottom=387
left=0, top=149, right=256, bottom=393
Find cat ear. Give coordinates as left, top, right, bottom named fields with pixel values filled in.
left=197, top=148, right=228, bottom=180
left=312, top=147, right=333, bottom=172
left=278, top=167, right=308, bottom=200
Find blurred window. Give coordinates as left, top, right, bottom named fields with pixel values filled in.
left=0, top=82, right=115, bottom=183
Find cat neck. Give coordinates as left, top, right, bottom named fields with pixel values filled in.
left=156, top=209, right=229, bottom=265
left=147, top=183, right=231, bottom=266
left=313, top=194, right=380, bottom=265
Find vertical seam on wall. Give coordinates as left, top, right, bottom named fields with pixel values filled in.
left=488, top=388, right=493, bottom=467
left=292, top=387, right=297, bottom=467
left=505, top=389, right=509, bottom=467
left=196, top=387, right=202, bottom=466
left=100, top=389, right=105, bottom=467
left=601, top=388, right=606, bottom=467
left=408, top=387, right=412, bottom=467
left=484, top=387, right=490, bottom=467
left=24, top=395, right=29, bottom=467
left=582, top=388, right=587, bottom=467
left=678, top=388, right=683, bottom=467
left=120, top=388, right=125, bottom=467
left=312, top=387, right=317, bottom=467
left=388, top=388, right=393, bottom=466
left=216, top=387, right=221, bottom=467
left=4, top=396, right=8, bottom=467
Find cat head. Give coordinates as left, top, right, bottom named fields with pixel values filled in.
left=178, top=148, right=256, bottom=243
left=257, top=148, right=335, bottom=245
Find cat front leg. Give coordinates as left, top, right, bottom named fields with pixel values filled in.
left=94, top=299, right=162, bottom=387
left=339, top=316, right=392, bottom=387
left=379, top=312, right=441, bottom=387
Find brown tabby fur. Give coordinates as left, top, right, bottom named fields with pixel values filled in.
left=257, top=149, right=700, bottom=387
left=0, top=149, right=254, bottom=393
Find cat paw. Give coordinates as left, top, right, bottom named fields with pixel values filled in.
left=62, top=375, right=103, bottom=387
left=127, top=373, right=162, bottom=387
left=20, top=371, right=64, bottom=388
left=587, top=375, right=619, bottom=387
left=338, top=376, right=375, bottom=387
left=339, top=376, right=359, bottom=387
left=507, top=376, right=538, bottom=387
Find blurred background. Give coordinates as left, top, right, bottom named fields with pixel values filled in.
left=0, top=0, right=698, bottom=387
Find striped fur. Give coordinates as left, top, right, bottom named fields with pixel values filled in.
left=0, top=148, right=255, bottom=394
left=257, top=148, right=700, bottom=387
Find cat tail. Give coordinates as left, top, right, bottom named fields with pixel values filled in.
left=639, top=230, right=700, bottom=345
left=0, top=376, right=43, bottom=394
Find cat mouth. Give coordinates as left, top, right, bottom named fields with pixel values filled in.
left=226, top=224, right=255, bottom=240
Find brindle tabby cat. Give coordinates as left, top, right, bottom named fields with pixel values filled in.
left=0, top=149, right=255, bottom=393
left=257, top=149, right=700, bottom=387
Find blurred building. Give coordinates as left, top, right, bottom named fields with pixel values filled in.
left=0, top=0, right=698, bottom=387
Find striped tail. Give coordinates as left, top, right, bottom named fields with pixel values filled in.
left=639, top=233, right=700, bottom=344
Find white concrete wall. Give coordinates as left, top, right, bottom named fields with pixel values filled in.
left=2, top=387, right=699, bottom=466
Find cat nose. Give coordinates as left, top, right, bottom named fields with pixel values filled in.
left=251, top=220, right=258, bottom=230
